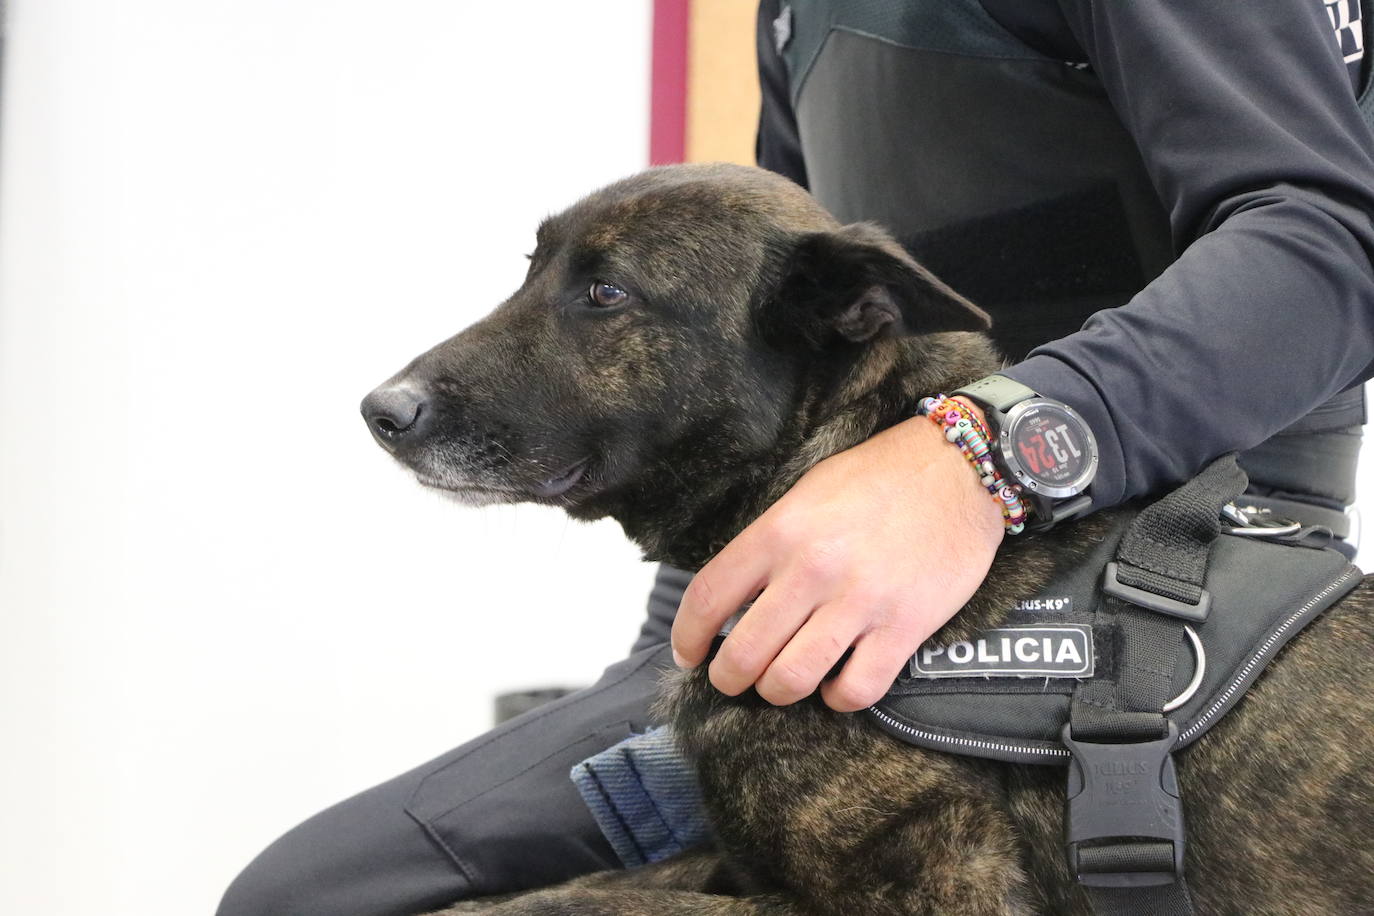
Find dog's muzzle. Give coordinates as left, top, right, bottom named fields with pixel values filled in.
left=361, top=384, right=431, bottom=452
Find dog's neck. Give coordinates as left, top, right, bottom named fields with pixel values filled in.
left=599, top=331, right=1114, bottom=642
left=611, top=331, right=998, bottom=570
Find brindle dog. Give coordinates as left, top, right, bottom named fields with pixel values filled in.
left=360, top=164, right=1374, bottom=915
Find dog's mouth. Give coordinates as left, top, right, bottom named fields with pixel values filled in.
left=531, top=457, right=591, bottom=500
left=415, top=455, right=593, bottom=504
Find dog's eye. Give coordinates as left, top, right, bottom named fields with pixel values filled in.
left=589, top=281, right=629, bottom=308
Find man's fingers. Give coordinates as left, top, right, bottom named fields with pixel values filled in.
left=707, top=578, right=819, bottom=696
left=819, top=627, right=919, bottom=712
left=754, top=604, right=864, bottom=706
left=671, top=534, right=771, bottom=667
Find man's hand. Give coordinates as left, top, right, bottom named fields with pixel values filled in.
left=670, top=410, right=1005, bottom=712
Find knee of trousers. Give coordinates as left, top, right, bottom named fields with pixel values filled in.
left=215, top=774, right=470, bottom=916
left=217, top=643, right=674, bottom=915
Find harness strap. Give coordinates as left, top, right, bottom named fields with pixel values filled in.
left=1066, top=455, right=1249, bottom=916
left=1069, top=604, right=1184, bottom=741
left=1084, top=879, right=1196, bottom=916
left=1072, top=457, right=1246, bottom=741
left=1113, top=453, right=1246, bottom=609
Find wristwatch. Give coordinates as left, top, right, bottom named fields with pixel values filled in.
left=953, top=375, right=1099, bottom=530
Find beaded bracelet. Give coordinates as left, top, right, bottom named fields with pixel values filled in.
left=918, top=395, right=1029, bottom=535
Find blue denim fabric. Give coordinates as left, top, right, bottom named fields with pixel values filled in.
left=570, top=726, right=709, bottom=867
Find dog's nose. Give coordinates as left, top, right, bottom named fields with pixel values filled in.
left=361, top=385, right=429, bottom=451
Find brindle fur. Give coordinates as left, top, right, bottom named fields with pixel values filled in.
left=367, top=164, right=1374, bottom=915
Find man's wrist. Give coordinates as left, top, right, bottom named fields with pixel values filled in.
left=904, top=415, right=1006, bottom=537
left=1001, top=357, right=1123, bottom=511
left=916, top=395, right=1029, bottom=534
left=951, top=375, right=1099, bottom=531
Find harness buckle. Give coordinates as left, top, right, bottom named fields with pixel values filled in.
left=1062, top=722, right=1186, bottom=888
left=1102, top=562, right=1211, bottom=622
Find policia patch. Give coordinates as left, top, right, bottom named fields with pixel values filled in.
left=910, top=624, right=1094, bottom=679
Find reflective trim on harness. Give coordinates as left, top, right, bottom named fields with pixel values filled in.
left=1177, top=567, right=1360, bottom=744
left=867, top=704, right=1072, bottom=760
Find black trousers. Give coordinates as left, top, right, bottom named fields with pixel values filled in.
left=216, top=566, right=692, bottom=916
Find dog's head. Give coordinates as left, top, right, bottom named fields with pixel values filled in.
left=362, top=164, right=991, bottom=558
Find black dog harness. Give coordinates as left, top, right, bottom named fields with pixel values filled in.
left=870, top=456, right=1361, bottom=914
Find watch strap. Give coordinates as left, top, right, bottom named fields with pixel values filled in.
left=1041, top=494, right=1092, bottom=529
left=953, top=375, right=1097, bottom=531
left=953, top=375, right=1038, bottom=414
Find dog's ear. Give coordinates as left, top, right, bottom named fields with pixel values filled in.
left=761, top=223, right=990, bottom=348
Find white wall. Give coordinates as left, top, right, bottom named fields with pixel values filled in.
left=0, top=2, right=653, bottom=914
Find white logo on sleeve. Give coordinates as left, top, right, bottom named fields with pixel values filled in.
left=1326, top=0, right=1365, bottom=66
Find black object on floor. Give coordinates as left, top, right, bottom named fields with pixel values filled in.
left=494, top=687, right=582, bottom=724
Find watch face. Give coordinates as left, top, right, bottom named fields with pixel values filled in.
left=1000, top=400, right=1098, bottom=499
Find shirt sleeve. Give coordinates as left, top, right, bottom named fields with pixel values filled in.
left=1000, top=0, right=1374, bottom=508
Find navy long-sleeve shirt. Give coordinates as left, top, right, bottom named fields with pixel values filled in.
left=757, top=0, right=1374, bottom=510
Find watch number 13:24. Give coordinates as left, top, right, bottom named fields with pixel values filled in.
left=1017, top=424, right=1081, bottom=476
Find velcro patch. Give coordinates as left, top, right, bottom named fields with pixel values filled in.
left=908, top=625, right=1094, bottom=679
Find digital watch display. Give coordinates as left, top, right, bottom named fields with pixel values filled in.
left=999, top=400, right=1099, bottom=499
left=952, top=375, right=1100, bottom=530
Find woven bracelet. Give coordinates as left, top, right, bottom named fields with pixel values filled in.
left=918, top=395, right=1028, bottom=535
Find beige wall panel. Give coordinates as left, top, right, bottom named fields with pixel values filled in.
left=687, top=0, right=761, bottom=164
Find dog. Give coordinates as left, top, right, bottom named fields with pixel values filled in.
left=361, top=163, right=1374, bottom=914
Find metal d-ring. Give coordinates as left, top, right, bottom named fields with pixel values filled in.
left=1220, top=503, right=1303, bottom=538
left=1162, top=625, right=1206, bottom=713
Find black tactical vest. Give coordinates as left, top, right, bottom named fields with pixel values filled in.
left=770, top=0, right=1368, bottom=528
